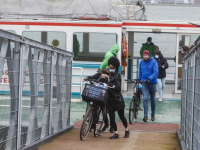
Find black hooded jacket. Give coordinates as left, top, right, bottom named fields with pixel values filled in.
left=87, top=71, right=125, bottom=111
left=155, top=55, right=168, bottom=78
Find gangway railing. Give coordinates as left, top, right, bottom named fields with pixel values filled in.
left=0, top=29, right=73, bottom=150
left=178, top=35, right=200, bottom=150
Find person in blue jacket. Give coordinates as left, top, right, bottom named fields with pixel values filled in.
left=139, top=50, right=158, bottom=122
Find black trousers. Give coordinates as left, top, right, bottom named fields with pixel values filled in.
left=108, top=109, right=128, bottom=131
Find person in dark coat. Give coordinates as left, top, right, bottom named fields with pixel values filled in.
left=154, top=49, right=168, bottom=101
left=83, top=57, right=129, bottom=139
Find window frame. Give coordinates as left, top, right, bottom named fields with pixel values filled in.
left=22, top=31, right=67, bottom=50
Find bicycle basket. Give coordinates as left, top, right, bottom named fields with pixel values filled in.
left=81, top=83, right=108, bottom=106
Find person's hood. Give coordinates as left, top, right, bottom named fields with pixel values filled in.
left=142, top=42, right=154, bottom=45
left=109, top=44, right=119, bottom=55
left=147, top=37, right=152, bottom=42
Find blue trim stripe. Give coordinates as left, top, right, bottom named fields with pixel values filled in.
left=0, top=91, right=44, bottom=95
left=73, top=63, right=101, bottom=68
left=72, top=63, right=122, bottom=74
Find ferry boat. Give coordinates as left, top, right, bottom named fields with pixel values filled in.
left=0, top=0, right=199, bottom=99
left=0, top=19, right=200, bottom=99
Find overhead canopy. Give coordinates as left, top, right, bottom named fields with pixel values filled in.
left=0, top=0, right=146, bottom=21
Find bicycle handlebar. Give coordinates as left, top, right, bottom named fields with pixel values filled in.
left=125, top=79, right=145, bottom=84
left=83, top=79, right=115, bottom=89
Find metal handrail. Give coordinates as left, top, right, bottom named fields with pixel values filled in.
left=0, top=29, right=73, bottom=150
left=72, top=67, right=83, bottom=101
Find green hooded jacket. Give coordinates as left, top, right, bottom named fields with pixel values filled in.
left=100, top=44, right=119, bottom=70
left=140, top=42, right=156, bottom=58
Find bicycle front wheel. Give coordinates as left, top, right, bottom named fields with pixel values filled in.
left=80, top=106, right=94, bottom=141
left=129, top=97, right=136, bottom=124
left=94, top=107, right=106, bottom=137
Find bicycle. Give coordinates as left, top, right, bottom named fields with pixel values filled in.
left=126, top=79, right=144, bottom=124
left=80, top=79, right=113, bottom=141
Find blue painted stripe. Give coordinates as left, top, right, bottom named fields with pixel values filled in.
left=0, top=91, right=44, bottom=95
left=71, top=92, right=81, bottom=97
left=72, top=75, right=88, bottom=77
left=73, top=63, right=101, bottom=68
left=72, top=83, right=85, bottom=85
left=72, top=63, right=122, bottom=74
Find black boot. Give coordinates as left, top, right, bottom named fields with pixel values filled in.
left=124, top=130, right=130, bottom=138
left=109, top=127, right=114, bottom=134
left=143, top=116, right=148, bottom=122
left=110, top=133, right=119, bottom=139
left=151, top=115, right=155, bottom=121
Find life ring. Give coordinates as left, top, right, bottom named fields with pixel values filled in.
left=121, top=36, right=128, bottom=74
left=122, top=36, right=127, bottom=59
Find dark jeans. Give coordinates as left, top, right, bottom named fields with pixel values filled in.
left=142, top=84, right=156, bottom=117
left=108, top=109, right=128, bottom=131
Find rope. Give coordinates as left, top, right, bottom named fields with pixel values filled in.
left=87, top=0, right=99, bottom=18
left=36, top=0, right=45, bottom=16
left=46, top=0, right=55, bottom=18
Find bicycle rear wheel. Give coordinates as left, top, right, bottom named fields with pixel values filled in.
left=135, top=95, right=141, bottom=119
left=129, top=97, right=136, bottom=124
left=80, top=106, right=94, bottom=141
left=94, top=107, right=106, bottom=137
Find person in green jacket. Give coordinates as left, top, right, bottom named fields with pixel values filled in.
left=73, top=34, right=80, bottom=60
left=99, top=44, right=119, bottom=71
left=140, top=37, right=156, bottom=58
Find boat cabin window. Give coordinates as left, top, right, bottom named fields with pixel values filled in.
left=22, top=31, right=66, bottom=50
left=73, top=32, right=118, bottom=62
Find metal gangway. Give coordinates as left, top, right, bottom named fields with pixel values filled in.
left=0, top=29, right=73, bottom=150
left=178, top=35, right=200, bottom=150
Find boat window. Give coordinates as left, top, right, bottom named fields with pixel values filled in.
left=73, top=32, right=118, bottom=61
left=22, top=31, right=66, bottom=50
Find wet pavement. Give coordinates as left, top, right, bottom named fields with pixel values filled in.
left=70, top=99, right=181, bottom=125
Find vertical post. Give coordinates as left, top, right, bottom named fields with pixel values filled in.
left=80, top=68, right=83, bottom=101
left=41, top=51, right=51, bottom=138
left=136, top=59, right=139, bottom=79
left=190, top=51, right=196, bottom=150
left=17, top=44, right=23, bottom=149
left=49, top=52, right=54, bottom=135
left=67, top=57, right=72, bottom=126
left=6, top=42, right=20, bottom=150
left=41, top=32, right=47, bottom=44
left=175, top=34, right=179, bottom=93
left=83, top=33, right=89, bottom=54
